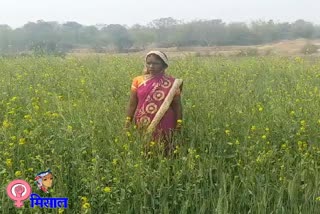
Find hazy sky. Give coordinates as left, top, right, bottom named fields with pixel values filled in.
left=1, top=0, right=319, bottom=28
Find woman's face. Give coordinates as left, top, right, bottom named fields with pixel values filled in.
left=145, top=55, right=165, bottom=75
left=42, top=173, right=53, bottom=188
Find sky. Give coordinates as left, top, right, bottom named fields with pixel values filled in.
left=1, top=0, right=320, bottom=28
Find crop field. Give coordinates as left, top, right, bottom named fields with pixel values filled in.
left=0, top=55, right=320, bottom=213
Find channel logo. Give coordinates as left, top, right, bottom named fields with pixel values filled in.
left=6, top=170, right=68, bottom=209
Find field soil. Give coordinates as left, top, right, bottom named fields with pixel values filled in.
left=70, top=39, right=320, bottom=58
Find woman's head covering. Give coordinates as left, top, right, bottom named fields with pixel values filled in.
left=145, top=51, right=169, bottom=67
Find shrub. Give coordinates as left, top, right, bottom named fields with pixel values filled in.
left=237, top=48, right=259, bottom=57
left=301, top=43, right=318, bottom=55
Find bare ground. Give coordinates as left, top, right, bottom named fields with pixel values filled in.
left=70, top=39, right=320, bottom=58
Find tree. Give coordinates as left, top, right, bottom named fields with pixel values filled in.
left=226, top=22, right=252, bottom=45
left=291, top=19, right=314, bottom=39
left=192, top=19, right=227, bottom=46
left=60, top=21, right=83, bottom=44
left=101, top=24, right=133, bottom=52
left=0, top=25, right=12, bottom=53
left=79, top=26, right=99, bottom=45
left=129, top=24, right=155, bottom=49
left=148, top=17, right=180, bottom=29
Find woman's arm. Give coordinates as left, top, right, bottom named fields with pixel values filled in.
left=171, top=95, right=183, bottom=123
left=125, top=91, right=138, bottom=127
left=171, top=82, right=183, bottom=129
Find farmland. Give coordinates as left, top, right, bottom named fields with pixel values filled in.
left=1, top=55, right=320, bottom=213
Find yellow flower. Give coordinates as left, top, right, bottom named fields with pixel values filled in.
left=225, top=129, right=231, bottom=135
left=19, top=138, right=26, bottom=145
left=82, top=202, right=90, bottom=209
left=52, top=113, right=59, bottom=118
left=112, top=159, right=118, bottom=165
left=58, top=208, right=65, bottom=213
left=123, top=144, right=128, bottom=151
left=150, top=141, right=156, bottom=147
left=258, top=107, right=263, bottom=112
left=2, top=119, right=12, bottom=128
left=261, top=135, right=267, bottom=140
left=281, top=143, right=287, bottom=149
left=126, top=131, right=131, bottom=137
left=15, top=171, right=22, bottom=177
left=113, top=177, right=119, bottom=183
left=6, top=159, right=12, bottom=167
left=103, top=187, right=112, bottom=193
left=316, top=196, right=320, bottom=201
left=33, top=105, right=40, bottom=111
left=67, top=125, right=73, bottom=134
left=251, top=126, right=256, bottom=131
left=81, top=196, right=88, bottom=203
left=290, top=111, right=295, bottom=116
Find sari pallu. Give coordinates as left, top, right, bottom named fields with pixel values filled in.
left=134, top=73, right=183, bottom=139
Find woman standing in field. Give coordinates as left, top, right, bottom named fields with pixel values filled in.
left=125, top=51, right=183, bottom=152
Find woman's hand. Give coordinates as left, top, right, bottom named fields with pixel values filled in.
left=125, top=90, right=138, bottom=129
left=175, top=119, right=183, bottom=132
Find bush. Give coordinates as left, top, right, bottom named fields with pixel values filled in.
left=237, top=48, right=259, bottom=57
left=301, top=43, right=318, bottom=55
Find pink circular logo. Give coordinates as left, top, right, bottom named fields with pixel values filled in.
left=6, top=179, right=32, bottom=208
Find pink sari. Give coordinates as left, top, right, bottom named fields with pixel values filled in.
left=134, top=73, right=182, bottom=140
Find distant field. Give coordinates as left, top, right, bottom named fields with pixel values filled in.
left=1, top=55, right=320, bottom=213
left=70, top=39, right=320, bottom=58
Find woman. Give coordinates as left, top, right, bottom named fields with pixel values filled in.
left=34, top=169, right=53, bottom=193
left=126, top=51, right=183, bottom=147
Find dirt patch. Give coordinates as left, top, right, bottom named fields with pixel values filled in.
left=69, top=39, right=320, bottom=58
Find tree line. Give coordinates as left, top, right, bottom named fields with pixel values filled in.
left=0, top=18, right=319, bottom=54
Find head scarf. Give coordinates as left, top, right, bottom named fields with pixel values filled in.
left=145, top=51, right=169, bottom=67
